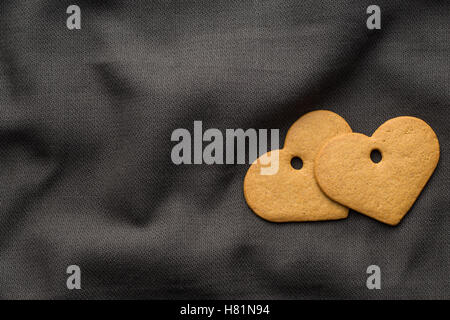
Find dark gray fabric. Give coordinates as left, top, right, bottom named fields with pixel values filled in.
left=0, top=0, right=448, bottom=299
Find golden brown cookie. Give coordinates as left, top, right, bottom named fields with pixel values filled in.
left=315, top=116, right=440, bottom=226
left=244, top=110, right=352, bottom=222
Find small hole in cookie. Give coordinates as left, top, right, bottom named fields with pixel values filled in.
left=370, top=149, right=382, bottom=164
left=291, top=157, right=303, bottom=170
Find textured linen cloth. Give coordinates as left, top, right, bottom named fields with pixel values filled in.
left=0, top=0, right=448, bottom=299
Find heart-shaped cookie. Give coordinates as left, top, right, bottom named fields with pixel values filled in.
left=244, top=110, right=352, bottom=222
left=315, top=116, right=440, bottom=226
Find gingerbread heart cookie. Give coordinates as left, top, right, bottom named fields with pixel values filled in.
left=315, top=116, right=440, bottom=226
left=244, top=110, right=352, bottom=222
